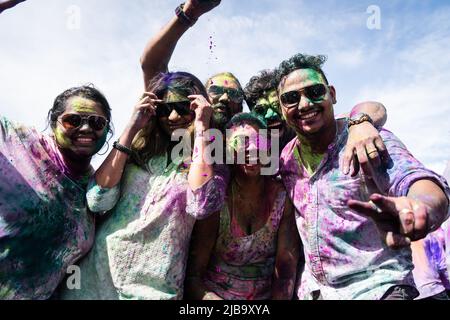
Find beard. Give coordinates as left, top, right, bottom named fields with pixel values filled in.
left=211, top=102, right=232, bottom=129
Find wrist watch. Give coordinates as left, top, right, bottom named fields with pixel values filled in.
left=348, top=113, right=374, bottom=129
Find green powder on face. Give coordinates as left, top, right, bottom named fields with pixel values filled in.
left=165, top=90, right=188, bottom=103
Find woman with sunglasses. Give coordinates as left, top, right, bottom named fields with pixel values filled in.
left=184, top=112, right=301, bottom=300
left=0, top=85, right=112, bottom=299
left=61, top=71, right=225, bottom=300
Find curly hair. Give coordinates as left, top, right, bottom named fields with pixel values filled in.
left=244, top=69, right=278, bottom=110
left=275, top=54, right=329, bottom=87
left=226, top=112, right=267, bottom=131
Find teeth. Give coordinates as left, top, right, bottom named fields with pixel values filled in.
left=300, top=111, right=318, bottom=120
left=76, top=138, right=93, bottom=142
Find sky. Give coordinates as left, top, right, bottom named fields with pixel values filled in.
left=0, top=0, right=449, bottom=173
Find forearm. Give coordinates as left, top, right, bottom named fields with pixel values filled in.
left=272, top=274, right=296, bottom=300
left=141, top=16, right=190, bottom=87
left=185, top=277, right=222, bottom=300
left=407, top=179, right=449, bottom=233
left=188, top=123, right=214, bottom=190
left=350, top=101, right=387, bottom=127
left=0, top=0, right=25, bottom=13
left=95, top=125, right=138, bottom=188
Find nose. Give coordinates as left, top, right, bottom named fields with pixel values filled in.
left=264, top=108, right=278, bottom=120
left=218, top=92, right=230, bottom=103
left=168, top=109, right=181, bottom=121
left=298, top=94, right=314, bottom=110
left=78, top=120, right=92, bottom=132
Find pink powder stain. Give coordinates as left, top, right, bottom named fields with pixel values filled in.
left=224, top=80, right=229, bottom=86
left=202, top=173, right=208, bottom=177
left=210, top=135, right=216, bottom=142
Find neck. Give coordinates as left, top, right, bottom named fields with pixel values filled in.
left=297, top=120, right=337, bottom=154
left=58, top=148, right=92, bottom=178
left=234, top=169, right=264, bottom=190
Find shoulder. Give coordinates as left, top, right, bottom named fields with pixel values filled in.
left=280, top=136, right=298, bottom=165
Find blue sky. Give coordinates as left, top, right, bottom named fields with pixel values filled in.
left=1, top=0, right=449, bottom=173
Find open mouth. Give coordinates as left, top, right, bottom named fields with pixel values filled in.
left=73, top=136, right=95, bottom=145
left=297, top=107, right=323, bottom=121
left=267, top=120, right=283, bottom=130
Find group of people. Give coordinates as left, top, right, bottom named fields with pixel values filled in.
left=1, top=0, right=449, bottom=300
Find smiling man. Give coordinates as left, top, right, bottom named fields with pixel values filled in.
left=277, top=53, right=450, bottom=300
left=205, top=72, right=244, bottom=130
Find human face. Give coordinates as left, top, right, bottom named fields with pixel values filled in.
left=279, top=69, right=336, bottom=137
left=227, top=123, right=269, bottom=177
left=207, top=74, right=244, bottom=127
left=252, top=89, right=285, bottom=135
left=53, top=96, right=109, bottom=158
left=158, top=89, right=194, bottom=136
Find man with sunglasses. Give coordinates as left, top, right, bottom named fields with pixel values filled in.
left=244, top=69, right=390, bottom=178
left=205, top=72, right=245, bottom=130
left=277, top=53, right=450, bottom=300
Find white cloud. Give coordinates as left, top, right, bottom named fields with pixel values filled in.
left=0, top=0, right=449, bottom=173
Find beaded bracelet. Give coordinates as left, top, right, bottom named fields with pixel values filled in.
left=113, top=141, right=133, bottom=156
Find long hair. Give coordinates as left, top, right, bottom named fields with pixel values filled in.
left=131, top=71, right=207, bottom=169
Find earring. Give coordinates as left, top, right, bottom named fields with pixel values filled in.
left=97, top=140, right=110, bottom=156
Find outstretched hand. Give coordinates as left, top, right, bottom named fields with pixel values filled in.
left=0, top=0, right=26, bottom=14
left=184, top=0, right=221, bottom=20
left=348, top=193, right=429, bottom=249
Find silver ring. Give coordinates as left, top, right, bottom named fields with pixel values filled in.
left=369, top=200, right=382, bottom=213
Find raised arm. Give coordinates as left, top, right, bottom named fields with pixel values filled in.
left=343, top=101, right=389, bottom=177
left=0, top=0, right=26, bottom=14
left=272, top=197, right=301, bottom=300
left=140, top=0, right=221, bottom=88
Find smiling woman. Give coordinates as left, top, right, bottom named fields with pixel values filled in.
left=60, top=71, right=226, bottom=300
left=0, top=84, right=112, bottom=299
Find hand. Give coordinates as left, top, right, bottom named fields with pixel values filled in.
left=189, top=94, right=212, bottom=130
left=348, top=194, right=429, bottom=249
left=128, top=92, right=161, bottom=133
left=342, top=121, right=390, bottom=177
left=184, top=0, right=221, bottom=20
left=0, top=0, right=26, bottom=13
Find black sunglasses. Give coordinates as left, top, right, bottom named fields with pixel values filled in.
left=280, top=84, right=328, bottom=108
left=156, top=101, right=192, bottom=118
left=207, top=85, right=244, bottom=103
left=60, top=114, right=108, bottom=131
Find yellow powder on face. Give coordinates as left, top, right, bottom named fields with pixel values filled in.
left=71, top=97, right=97, bottom=113
left=209, top=74, right=239, bottom=88
left=54, top=126, right=72, bottom=148
left=165, top=90, right=189, bottom=103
